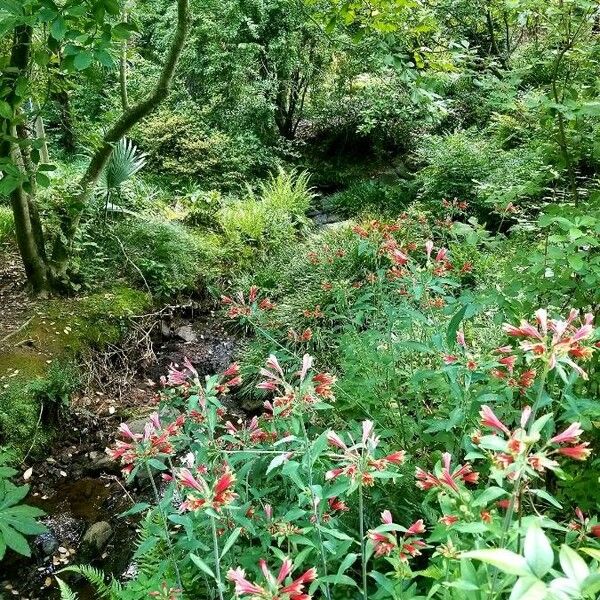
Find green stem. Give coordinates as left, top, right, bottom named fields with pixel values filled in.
left=490, top=363, right=550, bottom=597
left=146, top=462, right=183, bottom=590
left=210, top=515, right=225, bottom=600
left=300, top=418, right=332, bottom=600
left=359, top=482, right=368, bottom=600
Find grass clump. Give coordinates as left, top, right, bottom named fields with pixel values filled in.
left=0, top=361, right=80, bottom=460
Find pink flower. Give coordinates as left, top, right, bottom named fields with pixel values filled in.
left=381, top=510, right=393, bottom=525
left=425, top=240, right=434, bottom=259
left=326, top=431, right=347, bottom=450
left=558, top=443, right=591, bottom=461
left=222, top=363, right=240, bottom=377
left=520, top=406, right=532, bottom=428
left=384, top=451, right=406, bottom=465
left=265, top=354, right=284, bottom=377
left=362, top=420, right=374, bottom=444
left=550, top=422, right=583, bottom=445
left=230, top=559, right=316, bottom=599
left=228, top=567, right=265, bottom=596
left=456, top=331, right=466, bottom=348
left=479, top=405, right=510, bottom=436
left=443, top=354, right=458, bottom=364
left=118, top=423, right=140, bottom=441
left=178, top=468, right=204, bottom=492
left=435, top=248, right=448, bottom=262
left=499, top=355, right=517, bottom=373
left=299, top=354, right=313, bottom=381
left=406, top=519, right=425, bottom=535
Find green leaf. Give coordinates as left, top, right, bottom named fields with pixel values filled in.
left=119, top=502, right=150, bottom=517
left=73, top=51, right=93, bottom=71
left=0, top=101, right=12, bottom=120
left=530, top=489, right=562, bottom=509
left=0, top=522, right=31, bottom=557
left=190, top=553, right=215, bottom=579
left=509, top=577, right=547, bottom=600
left=524, top=522, right=553, bottom=578
left=581, top=548, right=600, bottom=562
left=220, top=527, right=242, bottom=559
left=446, top=304, right=468, bottom=347
left=266, top=453, right=289, bottom=474
left=461, top=549, right=532, bottom=576
left=337, top=552, right=358, bottom=576
left=559, top=545, right=589, bottom=584
left=50, top=16, right=67, bottom=41
left=472, top=486, right=507, bottom=507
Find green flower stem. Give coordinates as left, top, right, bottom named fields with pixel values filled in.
left=300, top=418, right=332, bottom=600
left=145, top=462, right=183, bottom=591
left=210, top=515, right=225, bottom=600
left=359, top=481, right=368, bottom=600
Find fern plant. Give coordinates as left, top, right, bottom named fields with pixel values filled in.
left=0, top=463, right=47, bottom=560
left=58, top=565, right=123, bottom=599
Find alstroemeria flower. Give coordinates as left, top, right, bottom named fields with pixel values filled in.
left=227, top=558, right=316, bottom=599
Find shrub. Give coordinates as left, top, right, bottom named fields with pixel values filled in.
left=323, top=179, right=416, bottom=217
left=136, top=107, right=278, bottom=192
left=109, top=219, right=210, bottom=298
left=415, top=129, right=495, bottom=206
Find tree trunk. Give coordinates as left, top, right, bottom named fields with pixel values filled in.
left=50, top=0, right=190, bottom=279
left=1, top=26, right=51, bottom=295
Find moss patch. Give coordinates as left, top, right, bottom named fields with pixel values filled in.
left=0, top=286, right=150, bottom=458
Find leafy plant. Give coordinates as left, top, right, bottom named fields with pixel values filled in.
left=0, top=461, right=47, bottom=560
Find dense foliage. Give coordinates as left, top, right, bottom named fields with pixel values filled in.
left=1, top=0, right=600, bottom=598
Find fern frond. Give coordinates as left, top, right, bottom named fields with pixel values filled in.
left=60, top=565, right=122, bottom=599
left=55, top=577, right=78, bottom=600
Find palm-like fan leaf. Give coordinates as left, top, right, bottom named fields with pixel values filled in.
left=98, top=137, right=147, bottom=198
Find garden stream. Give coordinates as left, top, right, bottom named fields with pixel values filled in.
left=2, top=308, right=238, bottom=599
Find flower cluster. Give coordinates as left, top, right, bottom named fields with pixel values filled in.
left=227, top=558, right=317, bottom=600
left=215, top=362, right=243, bottom=394
left=502, top=308, right=595, bottom=379
left=222, top=286, right=276, bottom=319
left=258, top=354, right=336, bottom=417
left=224, top=416, right=276, bottom=447
left=325, top=420, right=405, bottom=486
left=177, top=464, right=237, bottom=512
left=368, top=510, right=427, bottom=562
left=415, top=452, right=479, bottom=493
left=473, top=405, right=591, bottom=479
left=107, top=413, right=183, bottom=476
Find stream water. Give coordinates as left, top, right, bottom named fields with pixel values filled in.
left=1, top=309, right=237, bottom=599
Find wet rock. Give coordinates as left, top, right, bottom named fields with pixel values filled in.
left=81, top=521, right=112, bottom=557
left=35, top=532, right=59, bottom=556
left=175, top=325, right=197, bottom=343
left=84, top=452, right=121, bottom=476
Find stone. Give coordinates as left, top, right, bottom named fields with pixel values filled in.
left=174, top=325, right=197, bottom=343
left=80, top=521, right=112, bottom=557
